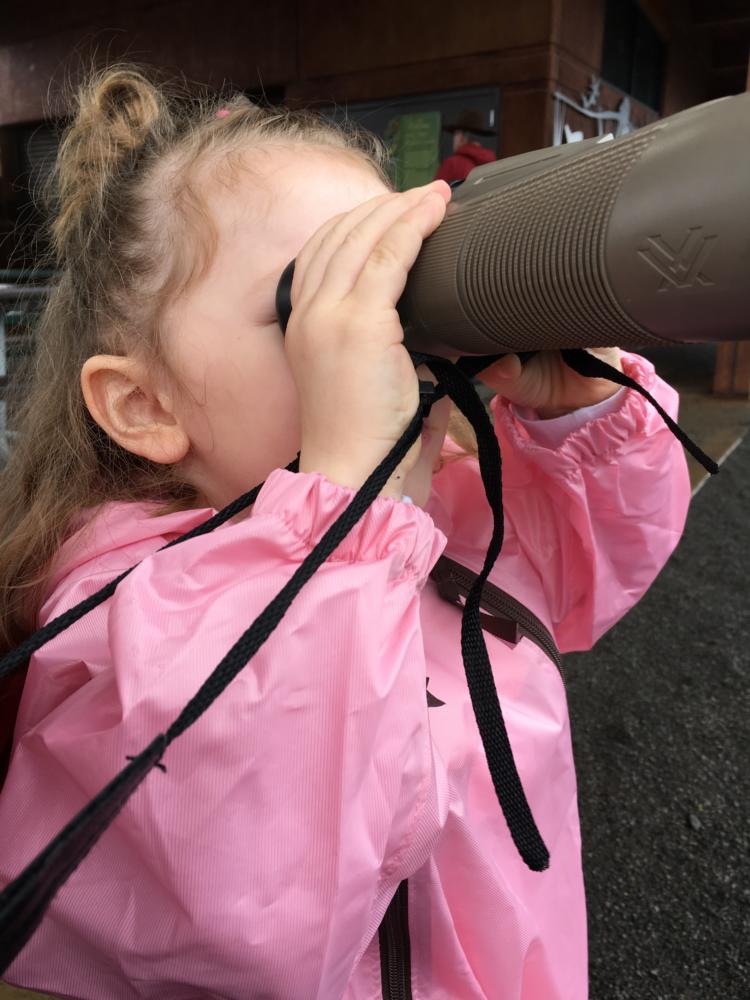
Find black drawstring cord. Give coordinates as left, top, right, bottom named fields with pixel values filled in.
left=423, top=355, right=550, bottom=872
left=457, top=350, right=719, bottom=477
left=0, top=348, right=720, bottom=971
left=561, top=349, right=719, bottom=475
left=0, top=387, right=439, bottom=974
left=164, top=385, right=441, bottom=745
left=0, top=734, right=168, bottom=970
left=0, top=458, right=301, bottom=683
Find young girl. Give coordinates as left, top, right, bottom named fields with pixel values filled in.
left=0, top=68, right=690, bottom=999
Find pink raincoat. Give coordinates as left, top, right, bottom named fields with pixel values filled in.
left=0, top=354, right=690, bottom=999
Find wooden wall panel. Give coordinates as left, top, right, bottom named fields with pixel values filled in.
left=0, top=0, right=725, bottom=145
left=552, top=0, right=605, bottom=71
left=299, top=0, right=554, bottom=79
left=0, top=0, right=296, bottom=125
left=287, top=46, right=552, bottom=105
left=499, top=86, right=550, bottom=157
left=287, top=44, right=554, bottom=159
left=637, top=0, right=672, bottom=40
left=0, top=0, right=160, bottom=46
left=660, top=3, right=712, bottom=117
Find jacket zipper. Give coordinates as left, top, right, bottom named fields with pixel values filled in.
left=430, top=555, right=562, bottom=670
left=378, top=879, right=412, bottom=1000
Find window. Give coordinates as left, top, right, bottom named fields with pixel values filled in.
left=323, top=87, right=500, bottom=190
left=602, top=0, right=666, bottom=111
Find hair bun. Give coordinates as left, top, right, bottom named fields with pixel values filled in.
left=86, top=69, right=163, bottom=150
left=51, top=67, right=167, bottom=262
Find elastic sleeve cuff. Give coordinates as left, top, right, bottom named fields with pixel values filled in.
left=493, top=352, right=679, bottom=473
left=252, top=469, right=446, bottom=581
left=512, top=387, right=627, bottom=447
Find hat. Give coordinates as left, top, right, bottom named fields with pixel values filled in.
left=443, top=109, right=496, bottom=137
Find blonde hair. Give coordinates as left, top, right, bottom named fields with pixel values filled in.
left=0, top=65, right=391, bottom=654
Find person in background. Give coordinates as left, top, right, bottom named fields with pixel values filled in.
left=435, top=108, right=497, bottom=183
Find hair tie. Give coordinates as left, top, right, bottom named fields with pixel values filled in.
left=216, top=108, right=230, bottom=119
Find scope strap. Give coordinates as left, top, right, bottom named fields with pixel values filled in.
left=457, top=349, right=718, bottom=476
left=560, top=349, right=719, bottom=474
left=0, top=348, right=716, bottom=972
left=0, top=379, right=451, bottom=972
left=0, top=457, right=300, bottom=684
left=423, top=355, right=551, bottom=871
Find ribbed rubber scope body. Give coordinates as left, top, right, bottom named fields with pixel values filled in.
left=399, top=91, right=750, bottom=357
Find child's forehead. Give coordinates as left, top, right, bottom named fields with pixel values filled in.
left=212, top=146, right=388, bottom=253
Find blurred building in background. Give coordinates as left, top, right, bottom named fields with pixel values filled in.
left=1, top=0, right=748, bottom=259
left=0, top=0, right=748, bottom=442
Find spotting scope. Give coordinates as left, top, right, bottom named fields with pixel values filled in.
left=276, top=92, right=750, bottom=357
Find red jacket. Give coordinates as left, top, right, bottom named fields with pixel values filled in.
left=435, top=142, right=497, bottom=183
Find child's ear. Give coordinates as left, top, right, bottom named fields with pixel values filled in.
left=81, top=355, right=190, bottom=465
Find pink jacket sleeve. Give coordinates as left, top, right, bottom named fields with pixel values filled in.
left=2, top=471, right=447, bottom=998
left=430, top=352, right=691, bottom=653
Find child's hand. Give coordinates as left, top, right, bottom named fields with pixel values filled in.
left=287, top=180, right=451, bottom=498
left=477, top=348, right=622, bottom=418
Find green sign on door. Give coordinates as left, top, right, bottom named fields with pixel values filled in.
left=384, top=111, right=441, bottom=191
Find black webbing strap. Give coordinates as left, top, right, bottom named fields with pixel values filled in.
left=0, top=395, right=436, bottom=972
left=0, top=733, right=168, bottom=970
left=0, top=458, right=300, bottom=682
left=0, top=349, right=717, bottom=972
left=458, top=348, right=719, bottom=478
left=560, top=349, right=719, bottom=474
left=425, top=356, right=550, bottom=872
